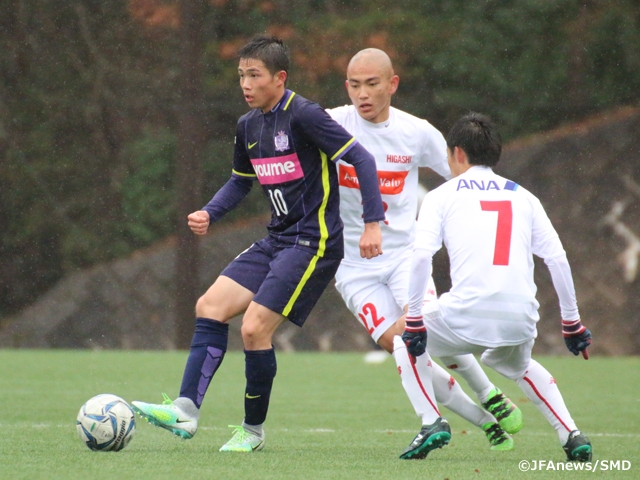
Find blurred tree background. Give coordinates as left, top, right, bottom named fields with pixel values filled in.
left=1, top=0, right=639, bottom=323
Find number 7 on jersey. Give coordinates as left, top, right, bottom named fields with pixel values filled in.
left=480, top=200, right=512, bottom=266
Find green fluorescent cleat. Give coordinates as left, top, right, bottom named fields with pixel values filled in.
left=482, top=422, right=514, bottom=451
left=482, top=388, right=523, bottom=435
left=131, top=393, right=197, bottom=439
left=219, top=425, right=265, bottom=452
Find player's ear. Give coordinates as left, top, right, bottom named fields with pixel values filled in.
left=389, top=75, right=399, bottom=95
left=453, top=146, right=469, bottom=165
left=275, top=70, right=287, bottom=86
left=344, top=79, right=349, bottom=92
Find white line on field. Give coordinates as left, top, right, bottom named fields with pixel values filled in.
left=7, top=423, right=638, bottom=438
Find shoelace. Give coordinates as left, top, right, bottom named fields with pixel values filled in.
left=228, top=425, right=250, bottom=442
left=161, top=392, right=173, bottom=405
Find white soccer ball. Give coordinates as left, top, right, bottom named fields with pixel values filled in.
left=76, top=394, right=136, bottom=451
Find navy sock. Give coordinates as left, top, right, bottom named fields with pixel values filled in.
left=179, top=318, right=228, bottom=408
left=244, top=348, right=277, bottom=426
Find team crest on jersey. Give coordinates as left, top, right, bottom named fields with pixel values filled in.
left=274, top=131, right=289, bottom=152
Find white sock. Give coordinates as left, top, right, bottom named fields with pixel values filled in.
left=440, top=354, right=495, bottom=403
left=392, top=335, right=440, bottom=425
left=516, top=359, right=577, bottom=445
left=242, top=421, right=264, bottom=437
left=432, top=362, right=494, bottom=428
left=174, top=397, right=200, bottom=420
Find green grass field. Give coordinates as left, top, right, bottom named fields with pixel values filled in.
left=0, top=350, right=637, bottom=479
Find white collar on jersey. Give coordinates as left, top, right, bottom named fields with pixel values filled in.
left=357, top=106, right=395, bottom=130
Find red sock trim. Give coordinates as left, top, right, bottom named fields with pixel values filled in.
left=409, top=352, right=440, bottom=416
left=523, top=376, right=571, bottom=432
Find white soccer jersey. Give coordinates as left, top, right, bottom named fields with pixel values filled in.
left=328, top=105, right=450, bottom=265
left=408, top=166, right=580, bottom=347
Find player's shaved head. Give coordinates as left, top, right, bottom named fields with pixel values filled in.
left=344, top=48, right=399, bottom=124
left=347, top=48, right=394, bottom=79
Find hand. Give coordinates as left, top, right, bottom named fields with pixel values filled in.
left=564, top=329, right=591, bottom=358
left=562, top=319, right=591, bottom=359
left=188, top=210, right=210, bottom=236
left=359, top=222, right=383, bottom=259
left=402, top=316, right=427, bottom=357
left=402, top=330, right=427, bottom=358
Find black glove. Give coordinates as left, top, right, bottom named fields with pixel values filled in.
left=402, top=316, right=427, bottom=357
left=562, top=319, right=591, bottom=359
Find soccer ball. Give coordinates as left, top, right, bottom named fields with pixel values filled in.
left=76, top=394, right=136, bottom=451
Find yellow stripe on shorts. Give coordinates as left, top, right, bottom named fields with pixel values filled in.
left=282, top=254, right=319, bottom=317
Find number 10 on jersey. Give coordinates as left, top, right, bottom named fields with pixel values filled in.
left=268, top=188, right=289, bottom=216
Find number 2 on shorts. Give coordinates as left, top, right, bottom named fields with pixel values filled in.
left=480, top=200, right=512, bottom=266
left=358, top=303, right=385, bottom=334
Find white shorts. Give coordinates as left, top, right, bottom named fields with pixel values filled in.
left=424, top=305, right=534, bottom=380
left=335, top=254, right=437, bottom=343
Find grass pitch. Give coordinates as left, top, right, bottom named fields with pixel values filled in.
left=0, top=350, right=637, bottom=479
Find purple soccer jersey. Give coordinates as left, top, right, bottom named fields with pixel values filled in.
left=229, top=89, right=383, bottom=258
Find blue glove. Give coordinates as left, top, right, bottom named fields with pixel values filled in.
left=402, top=316, right=427, bottom=357
left=562, top=319, right=591, bottom=359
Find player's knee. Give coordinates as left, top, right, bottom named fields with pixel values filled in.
left=195, top=294, right=216, bottom=318
left=240, top=321, right=268, bottom=345
left=195, top=292, right=240, bottom=321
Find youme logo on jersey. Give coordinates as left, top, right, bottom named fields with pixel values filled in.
left=339, top=164, right=408, bottom=195
left=251, top=153, right=304, bottom=185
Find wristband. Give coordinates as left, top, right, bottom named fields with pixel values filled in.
left=562, top=319, right=585, bottom=337
left=405, top=316, right=426, bottom=333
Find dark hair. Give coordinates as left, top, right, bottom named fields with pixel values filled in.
left=446, top=112, right=502, bottom=167
left=237, top=35, right=290, bottom=77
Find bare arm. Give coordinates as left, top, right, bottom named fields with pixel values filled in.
left=359, top=221, right=382, bottom=259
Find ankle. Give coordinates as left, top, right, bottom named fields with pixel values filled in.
left=242, top=421, right=263, bottom=437
left=173, top=397, right=200, bottom=420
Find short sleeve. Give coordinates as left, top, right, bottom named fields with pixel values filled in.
left=417, top=122, right=451, bottom=180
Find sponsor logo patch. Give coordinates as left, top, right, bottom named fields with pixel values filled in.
left=338, top=164, right=408, bottom=195
left=251, top=153, right=303, bottom=185
left=456, top=179, right=501, bottom=191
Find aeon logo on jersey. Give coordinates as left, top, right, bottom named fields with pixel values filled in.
left=386, top=154, right=412, bottom=164
left=251, top=153, right=303, bottom=185
left=339, top=164, right=408, bottom=195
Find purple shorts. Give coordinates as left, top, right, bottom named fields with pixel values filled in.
left=221, top=238, right=341, bottom=326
